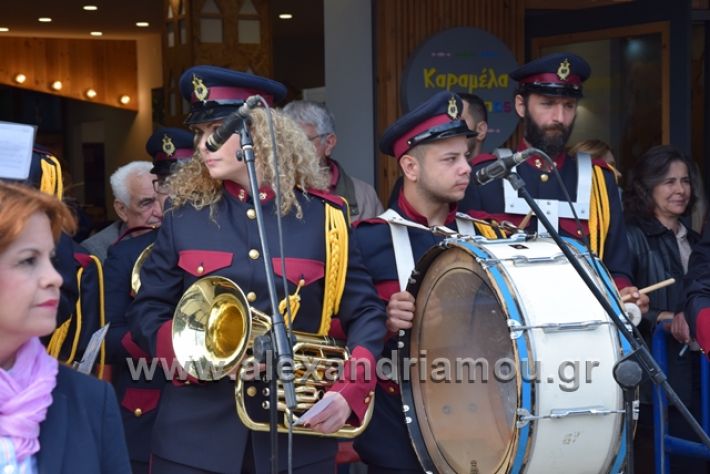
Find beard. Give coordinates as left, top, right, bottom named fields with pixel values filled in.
left=524, top=109, right=575, bottom=158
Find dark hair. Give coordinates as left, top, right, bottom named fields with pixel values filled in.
left=458, top=93, right=488, bottom=123
left=623, top=144, right=697, bottom=221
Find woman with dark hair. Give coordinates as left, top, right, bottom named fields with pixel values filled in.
left=623, top=144, right=705, bottom=473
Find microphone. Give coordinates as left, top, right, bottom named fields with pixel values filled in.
left=473, top=148, right=540, bottom=185
left=205, top=95, right=262, bottom=152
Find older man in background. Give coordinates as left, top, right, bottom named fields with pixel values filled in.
left=284, top=100, right=383, bottom=222
left=81, top=161, right=162, bottom=261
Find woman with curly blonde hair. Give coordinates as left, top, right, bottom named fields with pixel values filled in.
left=169, top=107, right=329, bottom=217
left=126, top=65, right=385, bottom=474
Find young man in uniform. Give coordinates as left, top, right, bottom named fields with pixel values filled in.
left=352, top=90, right=480, bottom=473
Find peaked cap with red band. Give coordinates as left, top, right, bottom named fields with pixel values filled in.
left=146, top=127, right=194, bottom=176
left=179, top=65, right=287, bottom=125
left=379, top=90, right=476, bottom=159
left=511, top=52, right=591, bottom=98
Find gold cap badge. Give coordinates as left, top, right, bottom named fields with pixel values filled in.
left=192, top=74, right=208, bottom=101
left=557, top=59, right=571, bottom=81
left=162, top=135, right=176, bottom=156
left=447, top=96, right=458, bottom=120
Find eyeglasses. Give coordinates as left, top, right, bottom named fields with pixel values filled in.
left=152, top=178, right=170, bottom=195
left=307, top=133, right=330, bottom=142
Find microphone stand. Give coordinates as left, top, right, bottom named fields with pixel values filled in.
left=501, top=170, right=710, bottom=469
left=237, top=120, right=297, bottom=474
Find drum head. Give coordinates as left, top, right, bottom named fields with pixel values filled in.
left=402, top=244, right=518, bottom=474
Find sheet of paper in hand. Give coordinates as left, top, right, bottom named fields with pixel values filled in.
left=293, top=394, right=337, bottom=426
left=74, top=323, right=111, bottom=374
left=0, top=121, right=36, bottom=180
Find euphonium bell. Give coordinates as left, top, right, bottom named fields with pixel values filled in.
left=171, top=276, right=373, bottom=438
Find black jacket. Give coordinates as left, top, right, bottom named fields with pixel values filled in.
left=38, top=365, right=131, bottom=473
left=626, top=216, right=700, bottom=404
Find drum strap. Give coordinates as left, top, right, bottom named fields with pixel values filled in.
left=502, top=152, right=592, bottom=234
left=379, top=209, right=418, bottom=291
left=379, top=210, right=465, bottom=290
left=454, top=214, right=476, bottom=236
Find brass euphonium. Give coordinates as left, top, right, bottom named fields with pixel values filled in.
left=171, top=275, right=374, bottom=438
left=131, top=243, right=154, bottom=295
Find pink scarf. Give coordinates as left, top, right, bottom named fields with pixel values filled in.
left=0, top=337, right=58, bottom=462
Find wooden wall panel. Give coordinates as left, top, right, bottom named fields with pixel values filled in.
left=375, top=0, right=525, bottom=201
left=161, top=0, right=272, bottom=126
left=0, top=37, right=138, bottom=111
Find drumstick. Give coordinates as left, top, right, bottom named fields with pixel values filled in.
left=519, top=210, right=534, bottom=229
left=621, top=278, right=676, bottom=302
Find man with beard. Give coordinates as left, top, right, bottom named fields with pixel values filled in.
left=460, top=52, right=648, bottom=307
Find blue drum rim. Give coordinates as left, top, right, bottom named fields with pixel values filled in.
left=398, top=237, right=533, bottom=474
left=398, top=241, right=447, bottom=473
left=564, top=237, right=631, bottom=474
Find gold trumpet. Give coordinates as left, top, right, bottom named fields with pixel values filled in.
left=131, top=243, right=154, bottom=295
left=171, top=275, right=373, bottom=438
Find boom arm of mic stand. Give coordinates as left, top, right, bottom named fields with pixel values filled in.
left=504, top=171, right=710, bottom=450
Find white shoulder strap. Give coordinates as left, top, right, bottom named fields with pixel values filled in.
left=501, top=152, right=594, bottom=233
left=455, top=213, right=477, bottom=236
left=379, top=209, right=416, bottom=291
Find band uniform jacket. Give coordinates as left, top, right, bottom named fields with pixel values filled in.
left=44, top=235, right=103, bottom=366
left=459, top=143, right=633, bottom=288
left=37, top=365, right=131, bottom=474
left=127, top=182, right=386, bottom=473
left=103, top=229, right=166, bottom=466
left=351, top=192, right=475, bottom=471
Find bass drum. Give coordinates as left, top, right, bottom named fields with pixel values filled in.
left=399, top=236, right=631, bottom=474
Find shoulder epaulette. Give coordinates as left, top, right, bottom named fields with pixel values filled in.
left=306, top=188, right=346, bottom=208
left=73, top=252, right=92, bottom=268
left=591, top=158, right=613, bottom=171
left=353, top=217, right=387, bottom=228
left=470, top=153, right=497, bottom=167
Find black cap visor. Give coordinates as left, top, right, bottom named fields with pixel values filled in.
left=519, top=82, right=583, bottom=99
left=407, top=120, right=477, bottom=150
left=150, top=160, right=175, bottom=176
left=183, top=100, right=244, bottom=125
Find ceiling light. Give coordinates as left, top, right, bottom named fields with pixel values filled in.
left=14, top=74, right=26, bottom=84
left=85, top=89, right=97, bottom=99
left=50, top=81, right=63, bottom=91
left=83, top=5, right=98, bottom=10
left=0, top=27, right=9, bottom=32
left=278, top=13, right=293, bottom=19
left=90, top=31, right=103, bottom=36
left=135, top=21, right=150, bottom=27
left=38, top=17, right=52, bottom=23
left=119, top=95, right=131, bottom=105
